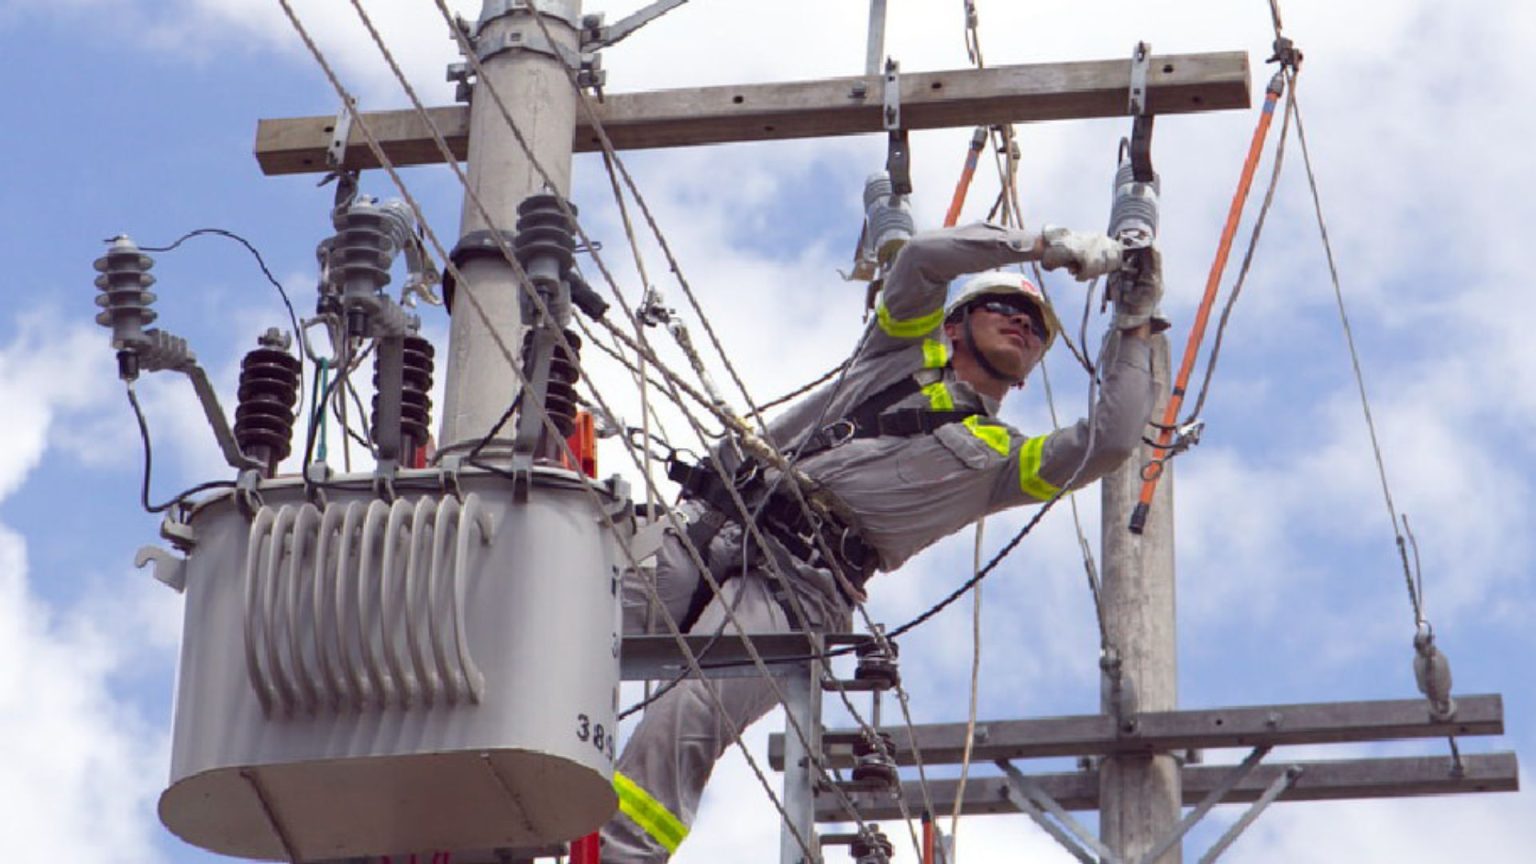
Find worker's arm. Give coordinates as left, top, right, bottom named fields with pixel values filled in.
left=962, top=328, right=1157, bottom=508
left=1034, top=328, right=1156, bottom=493
left=864, top=222, right=1118, bottom=357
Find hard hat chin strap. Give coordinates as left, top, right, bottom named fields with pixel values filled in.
left=961, top=309, right=1024, bottom=385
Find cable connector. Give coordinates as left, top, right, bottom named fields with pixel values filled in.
left=1268, top=35, right=1303, bottom=72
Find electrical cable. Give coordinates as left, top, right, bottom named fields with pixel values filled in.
left=138, top=228, right=304, bottom=382
left=949, top=520, right=984, bottom=840
left=124, top=382, right=236, bottom=513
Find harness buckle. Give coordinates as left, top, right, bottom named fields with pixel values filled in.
left=818, top=418, right=859, bottom=450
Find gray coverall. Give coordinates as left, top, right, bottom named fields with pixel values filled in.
left=603, top=222, right=1159, bottom=862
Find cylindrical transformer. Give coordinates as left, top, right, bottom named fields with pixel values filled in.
left=157, top=466, right=631, bottom=861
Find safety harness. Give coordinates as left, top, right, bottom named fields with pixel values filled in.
left=667, top=372, right=980, bottom=629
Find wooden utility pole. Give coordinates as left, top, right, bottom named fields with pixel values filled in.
left=435, top=0, right=584, bottom=457
left=1100, top=334, right=1181, bottom=862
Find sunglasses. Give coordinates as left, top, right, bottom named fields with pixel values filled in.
left=971, top=298, right=1048, bottom=339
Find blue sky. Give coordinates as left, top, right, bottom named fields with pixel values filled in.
left=1, top=1, right=1532, bottom=861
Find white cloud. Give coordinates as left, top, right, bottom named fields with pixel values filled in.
left=0, top=319, right=178, bottom=860
left=5, top=0, right=1533, bottom=861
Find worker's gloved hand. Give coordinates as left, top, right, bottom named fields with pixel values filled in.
left=1039, top=226, right=1124, bottom=281
left=1111, top=246, right=1169, bottom=331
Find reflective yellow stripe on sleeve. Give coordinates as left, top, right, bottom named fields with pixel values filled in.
left=876, top=300, right=945, bottom=339
left=613, top=771, right=688, bottom=853
left=1019, top=434, right=1061, bottom=501
left=921, top=338, right=949, bottom=369
left=961, top=415, right=1010, bottom=456
left=921, top=381, right=954, bottom=411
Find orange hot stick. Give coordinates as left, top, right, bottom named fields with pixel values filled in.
left=1129, top=73, right=1285, bottom=534
left=944, top=127, right=989, bottom=227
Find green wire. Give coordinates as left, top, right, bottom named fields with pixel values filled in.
left=311, top=358, right=330, bottom=463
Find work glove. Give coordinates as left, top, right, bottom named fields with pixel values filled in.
left=1040, top=226, right=1123, bottom=281
left=1110, top=246, right=1169, bottom=332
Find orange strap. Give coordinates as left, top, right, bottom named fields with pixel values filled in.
left=1130, top=74, right=1285, bottom=533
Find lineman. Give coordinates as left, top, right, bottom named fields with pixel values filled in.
left=603, top=220, right=1163, bottom=863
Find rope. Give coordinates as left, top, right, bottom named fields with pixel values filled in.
left=949, top=522, right=984, bottom=839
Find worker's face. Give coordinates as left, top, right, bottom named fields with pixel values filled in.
left=948, top=296, right=1049, bottom=381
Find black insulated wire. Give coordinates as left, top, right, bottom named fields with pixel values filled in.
left=125, top=383, right=236, bottom=513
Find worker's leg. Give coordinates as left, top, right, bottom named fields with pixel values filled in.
left=602, top=569, right=790, bottom=863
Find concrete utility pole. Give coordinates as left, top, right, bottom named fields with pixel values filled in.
left=1100, top=334, right=1180, bottom=863
left=437, top=0, right=584, bottom=458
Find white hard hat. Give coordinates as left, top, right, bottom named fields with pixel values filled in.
left=944, top=271, right=1062, bottom=349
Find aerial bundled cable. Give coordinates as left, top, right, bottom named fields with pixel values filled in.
left=1262, top=6, right=1456, bottom=724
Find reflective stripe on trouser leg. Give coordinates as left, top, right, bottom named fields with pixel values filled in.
left=614, top=771, right=688, bottom=853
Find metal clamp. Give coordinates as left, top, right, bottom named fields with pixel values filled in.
left=236, top=468, right=265, bottom=519
left=477, top=28, right=587, bottom=70
left=476, top=0, right=583, bottom=34
left=1128, top=41, right=1151, bottom=115
left=439, top=453, right=466, bottom=500
left=882, top=58, right=911, bottom=196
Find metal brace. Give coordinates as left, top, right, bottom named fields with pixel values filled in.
left=325, top=98, right=355, bottom=170
left=882, top=58, right=911, bottom=196
left=998, top=760, right=1121, bottom=864
left=580, top=0, right=689, bottom=51
left=1129, top=41, right=1151, bottom=115
left=1196, top=765, right=1303, bottom=863
left=1136, top=746, right=1271, bottom=864
left=135, top=546, right=187, bottom=593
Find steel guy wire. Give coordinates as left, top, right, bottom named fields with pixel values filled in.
left=329, top=4, right=891, bottom=848
left=284, top=6, right=827, bottom=855
left=1286, top=68, right=1424, bottom=624
left=526, top=11, right=952, bottom=850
